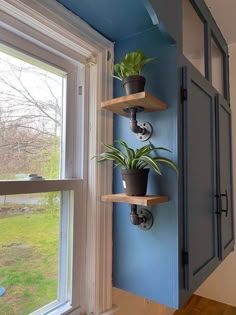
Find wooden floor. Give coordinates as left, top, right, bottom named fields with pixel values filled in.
left=174, top=295, right=236, bottom=315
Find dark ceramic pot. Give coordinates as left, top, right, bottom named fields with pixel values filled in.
left=121, top=168, right=149, bottom=196
left=122, top=75, right=146, bottom=95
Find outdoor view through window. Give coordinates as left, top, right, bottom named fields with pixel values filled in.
left=0, top=48, right=66, bottom=314
left=0, top=49, right=65, bottom=180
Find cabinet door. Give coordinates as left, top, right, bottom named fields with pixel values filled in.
left=216, top=95, right=235, bottom=259
left=182, top=65, right=219, bottom=290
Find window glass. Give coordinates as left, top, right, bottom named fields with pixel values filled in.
left=183, top=0, right=205, bottom=76
left=0, top=49, right=66, bottom=180
left=211, top=36, right=224, bottom=95
left=0, top=41, right=78, bottom=314
left=0, top=192, right=62, bottom=314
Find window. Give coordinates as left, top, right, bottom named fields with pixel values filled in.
left=0, top=30, right=82, bottom=315
left=182, top=0, right=206, bottom=76
left=0, top=191, right=64, bottom=314
left=0, top=43, right=78, bottom=314
left=211, top=36, right=224, bottom=95
left=0, top=46, right=65, bottom=180
left=0, top=1, right=113, bottom=314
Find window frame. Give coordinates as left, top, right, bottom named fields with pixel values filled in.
left=183, top=0, right=229, bottom=102
left=182, top=0, right=207, bottom=77
left=210, top=33, right=226, bottom=96
left=0, top=1, right=114, bottom=314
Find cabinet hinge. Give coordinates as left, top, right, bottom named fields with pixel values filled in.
left=182, top=250, right=189, bottom=265
left=181, top=87, right=187, bottom=103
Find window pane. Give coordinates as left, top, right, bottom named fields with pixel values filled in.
left=183, top=0, right=205, bottom=76
left=0, top=47, right=66, bottom=180
left=0, top=192, right=65, bottom=314
left=211, top=37, right=224, bottom=95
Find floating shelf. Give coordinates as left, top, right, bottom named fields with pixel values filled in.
left=101, top=92, right=167, bottom=117
left=101, top=193, right=169, bottom=206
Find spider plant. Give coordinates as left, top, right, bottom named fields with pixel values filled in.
left=94, top=140, right=178, bottom=175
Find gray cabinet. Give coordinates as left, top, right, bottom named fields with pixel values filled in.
left=216, top=95, right=234, bottom=260
left=182, top=64, right=234, bottom=291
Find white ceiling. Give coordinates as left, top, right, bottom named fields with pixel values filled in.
left=205, top=0, right=236, bottom=44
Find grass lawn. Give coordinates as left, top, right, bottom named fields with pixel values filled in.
left=0, top=209, right=59, bottom=315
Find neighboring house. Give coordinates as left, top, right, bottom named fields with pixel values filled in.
left=0, top=1, right=235, bottom=315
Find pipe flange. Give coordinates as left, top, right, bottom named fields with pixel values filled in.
left=123, top=106, right=144, bottom=114
left=138, top=208, right=153, bottom=230
left=136, top=122, right=153, bottom=141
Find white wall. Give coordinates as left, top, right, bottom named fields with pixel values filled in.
left=196, top=43, right=236, bottom=307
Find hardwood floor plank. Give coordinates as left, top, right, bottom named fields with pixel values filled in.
left=174, top=295, right=236, bottom=315
left=223, top=305, right=236, bottom=315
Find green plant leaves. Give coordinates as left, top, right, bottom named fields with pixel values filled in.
left=92, top=140, right=178, bottom=176
left=139, top=155, right=162, bottom=175
left=116, top=140, right=135, bottom=161
left=98, top=151, right=127, bottom=168
left=113, top=50, right=156, bottom=80
left=154, top=157, right=179, bottom=174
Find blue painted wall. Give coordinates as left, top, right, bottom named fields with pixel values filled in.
left=56, top=0, right=185, bottom=309
left=57, top=0, right=154, bottom=41
left=56, top=0, right=231, bottom=309
left=149, top=0, right=182, bottom=51
left=113, top=28, right=179, bottom=307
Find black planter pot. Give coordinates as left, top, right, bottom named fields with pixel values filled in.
left=121, top=168, right=149, bottom=196
left=122, top=75, right=146, bottom=95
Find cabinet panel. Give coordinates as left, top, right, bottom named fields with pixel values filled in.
left=216, top=95, right=235, bottom=259
left=183, top=65, right=219, bottom=290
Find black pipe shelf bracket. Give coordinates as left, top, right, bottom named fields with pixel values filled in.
left=123, top=106, right=153, bottom=141
left=101, top=92, right=168, bottom=142
left=130, top=204, right=153, bottom=230
left=102, top=194, right=169, bottom=231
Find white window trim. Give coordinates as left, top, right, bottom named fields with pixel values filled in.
left=0, top=1, right=115, bottom=315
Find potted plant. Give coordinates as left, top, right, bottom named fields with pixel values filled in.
left=113, top=50, right=155, bottom=95
left=93, top=140, right=178, bottom=196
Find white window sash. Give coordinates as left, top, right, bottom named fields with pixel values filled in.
left=0, top=180, right=81, bottom=195
left=0, top=1, right=114, bottom=314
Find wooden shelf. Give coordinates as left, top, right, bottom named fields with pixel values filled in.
left=101, top=92, right=167, bottom=117
left=101, top=193, right=169, bottom=206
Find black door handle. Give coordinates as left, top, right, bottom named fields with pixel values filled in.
left=215, top=189, right=228, bottom=216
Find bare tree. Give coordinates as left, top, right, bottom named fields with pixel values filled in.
left=0, top=52, right=63, bottom=178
